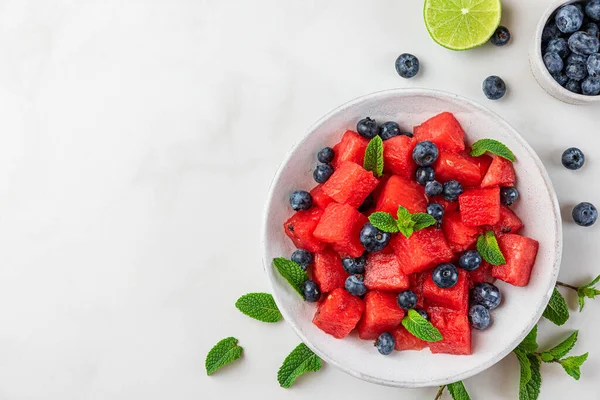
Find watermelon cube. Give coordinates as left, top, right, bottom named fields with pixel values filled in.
left=332, top=130, right=369, bottom=167
left=310, top=184, right=334, bottom=209
left=434, top=151, right=483, bottom=187
left=284, top=207, right=325, bottom=252
left=392, top=228, right=454, bottom=274
left=459, top=187, right=501, bottom=227
left=428, top=196, right=459, bottom=213
left=480, top=156, right=516, bottom=188
left=313, top=248, right=349, bottom=293
left=383, top=135, right=417, bottom=179
left=322, top=161, right=379, bottom=208
left=461, top=149, right=493, bottom=178
left=410, top=272, right=427, bottom=308
left=313, top=203, right=368, bottom=257
left=423, top=268, right=469, bottom=314
left=428, top=307, right=472, bottom=355
left=393, top=325, right=428, bottom=351
left=358, top=291, right=405, bottom=340
left=442, top=211, right=482, bottom=253
left=313, top=288, right=365, bottom=339
left=469, top=261, right=494, bottom=286
left=413, top=112, right=466, bottom=153
left=492, top=205, right=524, bottom=236
left=375, top=175, right=427, bottom=215
left=492, top=234, right=539, bottom=286
left=364, top=253, right=410, bottom=292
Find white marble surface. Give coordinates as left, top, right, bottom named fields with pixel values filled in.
left=0, top=0, right=598, bottom=399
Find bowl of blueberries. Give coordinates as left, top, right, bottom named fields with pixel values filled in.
left=530, top=0, right=600, bottom=104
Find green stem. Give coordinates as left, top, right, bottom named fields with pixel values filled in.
left=435, top=385, right=446, bottom=400
left=556, top=281, right=579, bottom=292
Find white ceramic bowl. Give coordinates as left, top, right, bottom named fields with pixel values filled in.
left=262, top=89, right=562, bottom=388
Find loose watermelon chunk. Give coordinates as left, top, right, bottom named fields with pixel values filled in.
left=383, top=135, right=417, bottom=179
left=322, top=161, right=379, bottom=208
left=441, top=211, right=482, bottom=253
left=375, top=175, right=427, bottom=215
left=469, top=261, right=494, bottom=286
left=459, top=187, right=501, bottom=227
left=313, top=203, right=368, bottom=257
left=358, top=291, right=405, bottom=340
left=332, top=130, right=369, bottom=167
left=428, top=307, right=472, bottom=355
left=392, top=228, right=454, bottom=274
left=313, top=288, right=365, bottom=339
left=480, top=156, right=516, bottom=188
left=284, top=207, right=325, bottom=252
left=435, top=151, right=483, bottom=187
left=364, top=253, right=410, bottom=292
left=492, top=234, right=539, bottom=286
left=313, top=248, right=349, bottom=293
left=461, top=149, right=493, bottom=178
left=413, top=112, right=466, bottom=153
left=310, top=184, right=334, bottom=209
left=423, top=268, right=469, bottom=314
left=428, top=196, right=459, bottom=214
left=393, top=325, right=428, bottom=351
left=492, top=205, right=524, bottom=236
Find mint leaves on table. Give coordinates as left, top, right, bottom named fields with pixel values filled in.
left=273, top=258, right=309, bottom=297
left=470, top=138, right=515, bottom=162
left=555, top=276, right=600, bottom=311
left=402, top=309, right=443, bottom=342
left=369, top=206, right=436, bottom=239
left=277, top=343, right=322, bottom=388
left=558, top=353, right=589, bottom=380
left=476, top=231, right=506, bottom=266
left=235, top=293, right=282, bottom=323
left=540, top=331, right=578, bottom=362
left=435, top=381, right=471, bottom=400
left=364, top=135, right=384, bottom=177
left=205, top=337, right=243, bottom=376
left=542, top=287, right=569, bottom=326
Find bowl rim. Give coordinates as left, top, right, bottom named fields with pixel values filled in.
left=260, top=88, right=563, bottom=388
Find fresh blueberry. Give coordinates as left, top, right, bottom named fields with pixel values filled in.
left=582, top=76, right=600, bottom=95
left=542, top=22, right=562, bottom=44
left=415, top=309, right=429, bottom=321
left=546, top=37, right=570, bottom=58
left=317, top=147, right=335, bottom=164
left=379, top=121, right=401, bottom=140
left=443, top=180, right=464, bottom=202
left=432, top=263, right=459, bottom=289
left=342, top=254, right=366, bottom=275
left=543, top=52, right=564, bottom=74
left=412, top=141, right=439, bottom=166
left=358, top=194, right=375, bottom=213
left=345, top=274, right=367, bottom=296
left=427, top=203, right=444, bottom=222
left=500, top=187, right=519, bottom=206
left=562, top=147, right=585, bottom=169
left=291, top=250, right=313, bottom=270
left=397, top=290, right=418, bottom=311
left=566, top=61, right=587, bottom=80
left=555, top=4, right=584, bottom=33
left=585, top=22, right=600, bottom=39
left=357, top=117, right=379, bottom=139
left=572, top=202, right=598, bottom=227
left=360, top=222, right=392, bottom=252
left=482, top=75, right=507, bottom=100
left=568, top=31, right=600, bottom=55
left=425, top=180, right=443, bottom=197
left=313, top=164, right=334, bottom=183
left=471, top=282, right=502, bottom=310
left=395, top=53, right=420, bottom=78
left=290, top=190, right=312, bottom=211
left=490, top=26, right=511, bottom=46
left=587, top=54, right=600, bottom=77
left=302, top=280, right=321, bottom=302
left=416, top=167, right=435, bottom=185
left=469, top=304, right=492, bottom=330
left=566, top=79, right=582, bottom=93
left=375, top=332, right=395, bottom=355
left=567, top=53, right=589, bottom=65
left=586, top=0, right=600, bottom=21
left=459, top=250, right=482, bottom=271
left=553, top=72, right=569, bottom=86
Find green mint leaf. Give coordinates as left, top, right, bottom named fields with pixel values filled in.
left=584, top=274, right=600, bottom=288
left=514, top=349, right=532, bottom=389
left=402, top=309, right=443, bottom=342
left=576, top=286, right=600, bottom=311
left=471, top=138, right=515, bottom=162
left=543, top=288, right=569, bottom=326
left=578, top=291, right=586, bottom=312
left=363, top=136, right=384, bottom=177
left=205, top=337, right=243, bottom=376
left=477, top=231, right=507, bottom=266
left=235, top=293, right=282, bottom=323
left=369, top=212, right=399, bottom=233
left=540, top=331, right=578, bottom=362
left=277, top=343, right=322, bottom=388
left=397, top=206, right=416, bottom=238
left=517, top=325, right=539, bottom=354
left=519, top=355, right=541, bottom=400
left=447, top=381, right=471, bottom=400
left=411, top=213, right=437, bottom=231
left=559, top=353, right=588, bottom=381
left=273, top=258, right=309, bottom=297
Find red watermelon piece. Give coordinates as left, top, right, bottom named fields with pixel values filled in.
left=313, top=203, right=368, bottom=257
left=383, top=135, right=417, bottom=179
left=322, top=161, right=379, bottom=208
left=364, top=253, right=410, bottom=292
left=310, top=184, right=334, bottom=209
left=461, top=149, right=493, bottom=178
left=423, top=268, right=469, bottom=314
left=469, top=261, right=494, bottom=286
left=459, top=187, right=501, bottom=227
left=313, top=248, right=349, bottom=293
left=332, top=130, right=369, bottom=167
left=375, top=175, right=427, bottom=215
left=492, top=205, right=524, bottom=236
left=284, top=207, right=325, bottom=252
left=393, top=325, right=428, bottom=351
left=441, top=211, right=482, bottom=253
left=410, top=272, right=428, bottom=308
left=492, top=234, right=539, bottom=286
left=435, top=151, right=483, bottom=187
left=358, top=291, right=405, bottom=340
left=413, top=112, right=466, bottom=153
left=428, top=307, right=472, bottom=355
left=313, top=288, right=365, bottom=339
left=480, top=156, right=516, bottom=188
left=392, top=228, right=454, bottom=274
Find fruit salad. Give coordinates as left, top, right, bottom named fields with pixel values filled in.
left=279, top=112, right=539, bottom=356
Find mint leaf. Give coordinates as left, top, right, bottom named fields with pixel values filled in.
left=540, top=331, right=578, bottom=361
left=447, top=381, right=471, bottom=400
left=397, top=206, right=416, bottom=238
left=543, top=288, right=569, bottom=326
left=364, top=136, right=384, bottom=177
left=235, top=293, right=282, bottom=323
left=369, top=212, right=399, bottom=233
left=559, top=353, right=588, bottom=380
left=277, top=343, right=322, bottom=388
left=517, top=325, right=539, bottom=354
left=477, top=231, right=506, bottom=266
left=519, top=354, right=541, bottom=400
left=205, top=337, right=243, bottom=376
left=577, top=287, right=600, bottom=311
left=584, top=274, right=600, bottom=288
left=471, top=138, right=515, bottom=162
left=402, top=309, right=443, bottom=342
left=412, top=212, right=437, bottom=231
left=514, top=349, right=532, bottom=389
left=273, top=258, right=309, bottom=297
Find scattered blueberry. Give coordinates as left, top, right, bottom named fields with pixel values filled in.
left=432, top=263, right=459, bottom=289
left=587, top=53, right=600, bottom=77
left=425, top=180, right=444, bottom=197
left=582, top=76, right=600, bottom=94
left=397, top=290, right=418, bottom=311
left=317, top=147, right=335, bottom=164
left=556, top=4, right=584, bottom=33
left=427, top=203, right=444, bottom=222
left=415, top=309, right=429, bottom=321
left=572, top=202, right=598, bottom=227
left=562, top=147, right=585, bottom=170
left=302, top=280, right=321, bottom=302
left=566, top=78, right=582, bottom=93
left=357, top=117, right=379, bottom=139
left=546, top=37, right=570, bottom=58
left=291, top=250, right=313, bottom=270
left=412, top=141, right=439, bottom=166
left=358, top=194, right=375, bottom=213
left=542, top=22, right=562, bottom=44
left=471, top=282, right=502, bottom=310
left=345, top=275, right=367, bottom=296
left=342, top=254, right=366, bottom=275
left=544, top=52, right=564, bottom=74
left=375, top=332, right=395, bottom=355
left=379, top=121, right=401, bottom=140
left=395, top=53, right=420, bottom=78
left=567, top=53, right=589, bottom=65
left=313, top=164, right=334, bottom=183
left=360, top=222, right=392, bottom=252
left=565, top=61, right=588, bottom=80
left=585, top=22, right=600, bottom=39
left=586, top=0, right=600, bottom=21
left=482, top=75, right=507, bottom=100
left=469, top=304, right=492, bottom=330
left=553, top=72, right=569, bottom=86
left=416, top=166, right=435, bottom=185
left=490, top=26, right=511, bottom=46
left=500, top=187, right=519, bottom=206
left=443, top=180, right=464, bottom=202
left=459, top=250, right=482, bottom=271
left=290, top=190, right=312, bottom=211
left=568, top=31, right=600, bottom=55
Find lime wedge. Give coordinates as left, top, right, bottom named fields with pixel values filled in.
left=424, top=0, right=502, bottom=51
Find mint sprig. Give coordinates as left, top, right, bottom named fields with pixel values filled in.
left=368, top=212, right=399, bottom=233
left=277, top=343, right=322, bottom=388
left=205, top=337, right=243, bottom=376
left=471, top=138, right=515, bottom=162
left=363, top=136, right=384, bottom=177
left=559, top=353, right=589, bottom=380
left=235, top=293, right=282, bottom=323
left=555, top=276, right=600, bottom=311
left=273, top=258, right=309, bottom=297
left=476, top=231, right=506, bottom=266
left=369, top=206, right=436, bottom=239
left=402, top=309, right=443, bottom=342
left=543, top=288, right=569, bottom=326
left=447, top=381, right=471, bottom=400
left=540, top=331, right=578, bottom=362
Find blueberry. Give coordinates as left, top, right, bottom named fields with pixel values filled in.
left=313, top=164, right=334, bottom=183
left=556, top=4, right=584, bottom=33
left=317, top=147, right=335, bottom=164
left=342, top=254, right=366, bottom=275
left=459, top=250, right=482, bottom=271
left=427, top=203, right=444, bottom=222
left=546, top=38, right=570, bottom=58
left=499, top=186, right=519, bottom=206
left=587, top=54, right=600, bottom=78
left=412, top=141, right=439, bottom=166
left=415, top=309, right=429, bottom=321
left=416, top=167, right=435, bottom=185
left=425, top=180, right=443, bottom=197
left=482, top=75, right=507, bottom=100
left=290, top=190, right=312, bottom=211
left=291, top=250, right=313, bottom=270
left=395, top=53, right=419, bottom=78
left=586, top=0, right=600, bottom=21
left=443, top=180, right=463, bottom=202
left=566, top=61, right=587, bottom=80
left=542, top=22, right=562, bottom=44
left=358, top=194, right=375, bottom=213
left=357, top=117, right=379, bottom=139
left=345, top=275, right=367, bottom=296
left=562, top=147, right=585, bottom=169
left=490, top=26, right=511, bottom=46
left=469, top=304, right=492, bottom=330
left=302, top=280, right=321, bottom=302
left=375, top=332, right=395, bottom=355
left=397, top=290, right=418, bottom=311
left=543, top=52, right=564, bottom=74
left=360, top=222, right=392, bottom=252
left=568, top=31, right=600, bottom=55
left=585, top=22, right=600, bottom=39
left=567, top=53, right=589, bottom=65
left=566, top=79, right=582, bottom=93
left=432, top=263, right=459, bottom=289
left=582, top=76, right=600, bottom=95
left=553, top=72, right=569, bottom=86
left=572, top=202, right=598, bottom=226
left=379, top=121, right=401, bottom=140
left=471, top=282, right=502, bottom=310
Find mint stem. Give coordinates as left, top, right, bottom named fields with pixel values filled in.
left=434, top=385, right=446, bottom=400
left=557, top=281, right=579, bottom=292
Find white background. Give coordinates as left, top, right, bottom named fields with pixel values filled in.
left=0, top=0, right=597, bottom=399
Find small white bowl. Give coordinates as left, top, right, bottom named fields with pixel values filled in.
left=261, top=89, right=562, bottom=388
left=530, top=0, right=600, bottom=105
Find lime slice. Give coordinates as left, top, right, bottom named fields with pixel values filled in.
left=424, top=0, right=502, bottom=51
